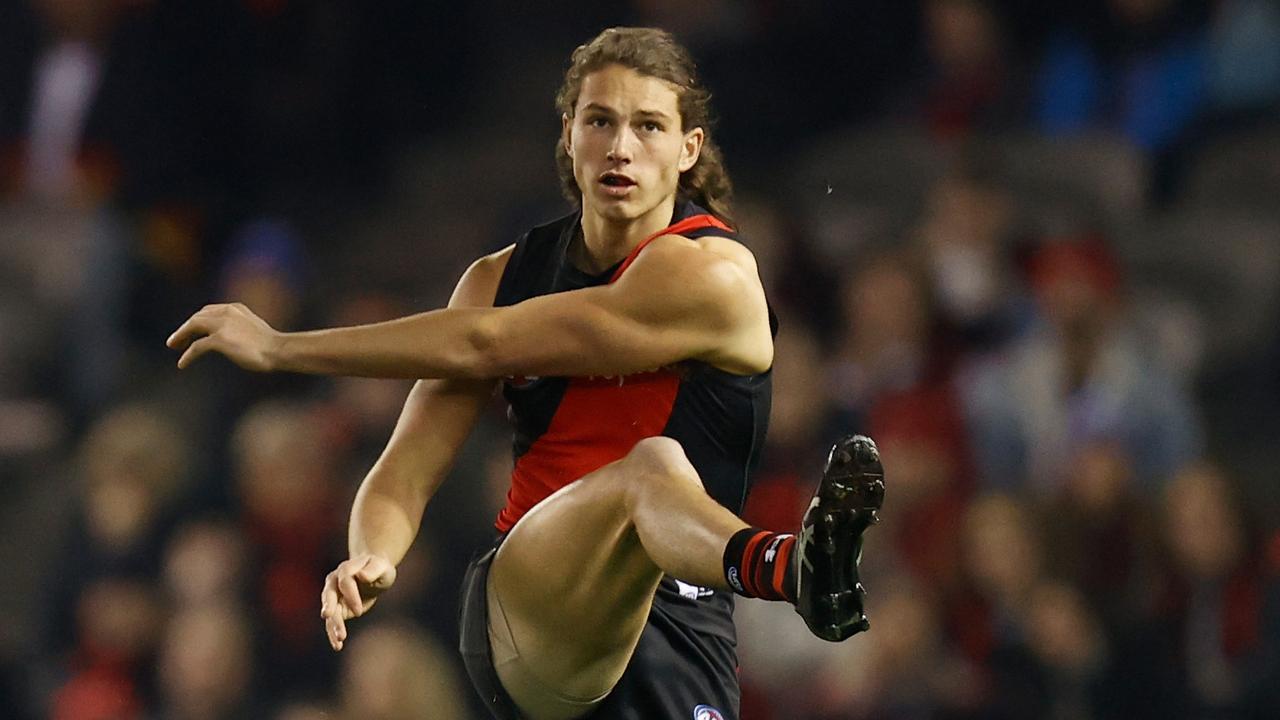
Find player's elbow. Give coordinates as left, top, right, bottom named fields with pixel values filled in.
left=462, top=313, right=508, bottom=379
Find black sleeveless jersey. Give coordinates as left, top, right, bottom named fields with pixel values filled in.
left=491, top=200, right=774, bottom=533
left=483, top=201, right=776, bottom=718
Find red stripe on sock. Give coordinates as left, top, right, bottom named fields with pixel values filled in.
left=753, top=538, right=774, bottom=600
left=740, top=531, right=769, bottom=596
left=771, top=536, right=797, bottom=602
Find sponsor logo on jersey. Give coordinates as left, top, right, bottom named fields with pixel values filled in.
left=693, top=705, right=725, bottom=720
left=726, top=567, right=743, bottom=593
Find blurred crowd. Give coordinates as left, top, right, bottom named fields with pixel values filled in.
left=1, top=0, right=1278, bottom=718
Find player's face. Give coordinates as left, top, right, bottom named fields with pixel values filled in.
left=564, top=64, right=703, bottom=223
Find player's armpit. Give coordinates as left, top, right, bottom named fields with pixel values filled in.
left=344, top=247, right=510, bottom=562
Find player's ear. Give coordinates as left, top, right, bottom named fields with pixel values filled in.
left=678, top=127, right=703, bottom=173
left=561, top=113, right=573, bottom=157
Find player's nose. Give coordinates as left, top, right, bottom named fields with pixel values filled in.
left=605, top=129, right=634, bottom=163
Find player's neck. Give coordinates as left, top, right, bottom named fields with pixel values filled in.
left=576, top=196, right=676, bottom=274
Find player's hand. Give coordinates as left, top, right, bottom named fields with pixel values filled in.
left=319, top=553, right=397, bottom=651
left=166, top=303, right=281, bottom=371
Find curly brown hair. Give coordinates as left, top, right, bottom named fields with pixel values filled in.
left=554, top=27, right=734, bottom=224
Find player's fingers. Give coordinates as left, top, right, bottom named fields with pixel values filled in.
left=176, top=337, right=215, bottom=370
left=326, top=606, right=348, bottom=651
left=336, top=559, right=369, bottom=615
left=320, top=572, right=348, bottom=650
left=166, top=307, right=221, bottom=349
left=319, top=572, right=341, bottom=619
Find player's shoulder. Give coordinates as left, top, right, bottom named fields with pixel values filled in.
left=623, top=235, right=762, bottom=315
left=452, top=244, right=515, bottom=308
left=641, top=232, right=759, bottom=283
left=472, top=244, right=516, bottom=274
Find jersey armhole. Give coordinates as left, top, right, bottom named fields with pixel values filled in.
left=492, top=232, right=531, bottom=308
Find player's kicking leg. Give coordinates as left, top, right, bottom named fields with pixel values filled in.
left=484, top=434, right=884, bottom=719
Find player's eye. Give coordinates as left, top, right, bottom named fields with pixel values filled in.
left=588, top=116, right=610, bottom=128
left=641, top=121, right=662, bottom=133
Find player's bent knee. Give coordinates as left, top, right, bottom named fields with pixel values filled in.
left=623, top=436, right=700, bottom=495
left=627, top=435, right=692, bottom=472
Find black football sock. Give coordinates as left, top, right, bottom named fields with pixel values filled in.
left=722, top=527, right=797, bottom=603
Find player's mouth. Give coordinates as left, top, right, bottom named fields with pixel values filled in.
left=598, top=171, right=637, bottom=197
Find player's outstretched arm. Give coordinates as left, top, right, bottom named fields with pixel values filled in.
left=319, top=249, right=507, bottom=652
left=167, top=234, right=771, bottom=379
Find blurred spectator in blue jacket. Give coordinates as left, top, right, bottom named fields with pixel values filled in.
left=1034, top=0, right=1210, bottom=153
left=960, top=237, right=1202, bottom=492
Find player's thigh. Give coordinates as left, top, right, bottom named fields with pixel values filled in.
left=488, top=440, right=683, bottom=676
left=491, top=467, right=656, bottom=637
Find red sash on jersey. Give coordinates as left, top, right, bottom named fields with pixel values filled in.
left=608, top=213, right=734, bottom=283
left=494, top=212, right=734, bottom=532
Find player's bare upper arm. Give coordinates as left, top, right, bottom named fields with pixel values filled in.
left=628, top=235, right=771, bottom=371
left=483, top=235, right=772, bottom=377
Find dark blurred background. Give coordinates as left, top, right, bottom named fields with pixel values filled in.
left=2, top=0, right=1279, bottom=718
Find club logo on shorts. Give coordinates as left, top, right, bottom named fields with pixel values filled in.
left=693, top=705, right=725, bottom=720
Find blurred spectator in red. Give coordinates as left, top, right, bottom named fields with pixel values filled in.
left=960, top=236, right=1202, bottom=492
left=898, top=0, right=1026, bottom=139
left=49, top=577, right=162, bottom=720
left=231, top=399, right=343, bottom=695
left=1034, top=0, right=1210, bottom=153
left=156, top=604, right=259, bottom=719
left=1152, top=461, right=1280, bottom=716
left=867, top=385, right=975, bottom=594
left=338, top=622, right=469, bottom=720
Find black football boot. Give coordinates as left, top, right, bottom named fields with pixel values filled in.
left=794, top=435, right=885, bottom=641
